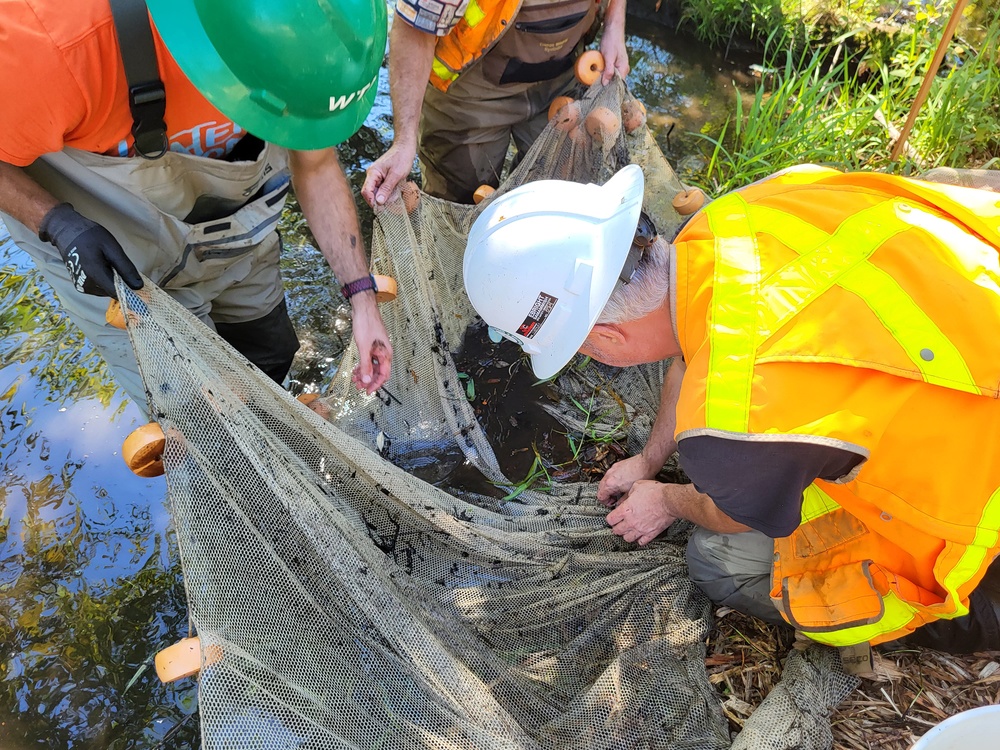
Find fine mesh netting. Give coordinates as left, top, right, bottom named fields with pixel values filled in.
left=919, top=167, right=1000, bottom=191
left=121, top=79, right=858, bottom=749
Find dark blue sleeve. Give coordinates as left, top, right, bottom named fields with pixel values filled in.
left=677, top=435, right=864, bottom=538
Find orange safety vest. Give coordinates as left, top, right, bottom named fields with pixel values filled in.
left=672, top=165, right=1000, bottom=646
left=429, top=0, right=598, bottom=91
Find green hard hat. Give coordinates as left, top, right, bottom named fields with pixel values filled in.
left=146, top=0, right=387, bottom=150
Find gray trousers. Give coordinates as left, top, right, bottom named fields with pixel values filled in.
left=685, top=527, right=786, bottom=625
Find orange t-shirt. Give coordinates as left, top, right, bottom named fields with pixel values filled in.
left=0, top=0, right=245, bottom=167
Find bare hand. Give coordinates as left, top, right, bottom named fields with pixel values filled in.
left=596, top=453, right=660, bottom=507
left=362, top=143, right=417, bottom=208
left=605, top=480, right=677, bottom=545
left=348, top=297, right=393, bottom=394
left=599, top=26, right=630, bottom=85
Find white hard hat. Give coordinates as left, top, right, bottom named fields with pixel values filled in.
left=463, top=165, right=645, bottom=379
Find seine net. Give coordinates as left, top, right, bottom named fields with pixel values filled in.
left=121, top=79, right=856, bottom=750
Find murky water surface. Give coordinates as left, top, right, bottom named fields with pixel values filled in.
left=0, top=19, right=754, bottom=748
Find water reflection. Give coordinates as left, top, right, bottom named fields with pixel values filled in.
left=0, top=16, right=752, bottom=748
left=627, top=24, right=758, bottom=177
left=0, top=227, right=199, bottom=748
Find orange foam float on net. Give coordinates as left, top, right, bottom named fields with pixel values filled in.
left=122, top=422, right=165, bottom=478
left=575, top=50, right=605, bottom=86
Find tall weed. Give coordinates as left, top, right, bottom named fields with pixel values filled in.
left=873, top=16, right=1000, bottom=168
left=692, top=12, right=1000, bottom=195
left=678, top=0, right=789, bottom=48
left=694, top=36, right=886, bottom=194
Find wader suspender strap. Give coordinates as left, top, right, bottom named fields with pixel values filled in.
left=108, top=0, right=168, bottom=158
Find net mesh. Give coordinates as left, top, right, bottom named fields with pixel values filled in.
left=919, top=167, right=1000, bottom=191
left=121, top=79, right=857, bottom=749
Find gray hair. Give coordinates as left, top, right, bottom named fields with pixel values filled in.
left=597, top=237, right=670, bottom=325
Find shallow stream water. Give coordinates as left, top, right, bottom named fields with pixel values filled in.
left=0, top=18, right=756, bottom=749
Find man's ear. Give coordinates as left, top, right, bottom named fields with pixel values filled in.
left=587, top=323, right=627, bottom=347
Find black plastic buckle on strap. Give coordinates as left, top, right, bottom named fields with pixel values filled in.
left=129, top=80, right=168, bottom=159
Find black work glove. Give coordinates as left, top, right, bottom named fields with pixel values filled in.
left=38, top=203, right=143, bottom=299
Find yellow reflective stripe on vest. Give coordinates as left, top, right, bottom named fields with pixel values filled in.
left=705, top=192, right=760, bottom=431
left=800, top=484, right=841, bottom=523
left=793, top=486, right=1000, bottom=645
left=802, top=498, right=1000, bottom=646
left=938, top=486, right=1000, bottom=618
left=840, top=248, right=980, bottom=394
left=788, top=499, right=930, bottom=646
left=797, top=485, right=920, bottom=642
left=893, top=199, right=1000, bottom=298
left=749, top=202, right=980, bottom=395
left=802, top=589, right=918, bottom=646
left=432, top=58, right=459, bottom=83
left=465, top=0, right=487, bottom=25
left=434, top=0, right=488, bottom=83
left=703, top=198, right=982, bottom=424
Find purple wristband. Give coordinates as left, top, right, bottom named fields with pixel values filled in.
left=340, top=274, right=377, bottom=300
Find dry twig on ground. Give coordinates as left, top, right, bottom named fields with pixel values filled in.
left=707, top=608, right=1000, bottom=749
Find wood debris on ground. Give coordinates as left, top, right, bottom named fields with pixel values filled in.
left=706, top=608, right=1000, bottom=749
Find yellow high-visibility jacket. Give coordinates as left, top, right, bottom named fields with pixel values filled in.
left=672, top=165, right=1000, bottom=645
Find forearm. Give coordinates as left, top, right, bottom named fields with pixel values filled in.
left=641, top=360, right=749, bottom=532
left=666, top=483, right=751, bottom=534
left=388, top=20, right=438, bottom=148
left=289, top=148, right=369, bottom=283
left=290, top=147, right=386, bottom=357
left=0, top=161, right=58, bottom=233
left=604, top=0, right=626, bottom=32
left=640, top=357, right=684, bottom=467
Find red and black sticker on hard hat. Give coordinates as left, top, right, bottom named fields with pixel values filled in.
left=517, top=292, right=557, bottom=339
